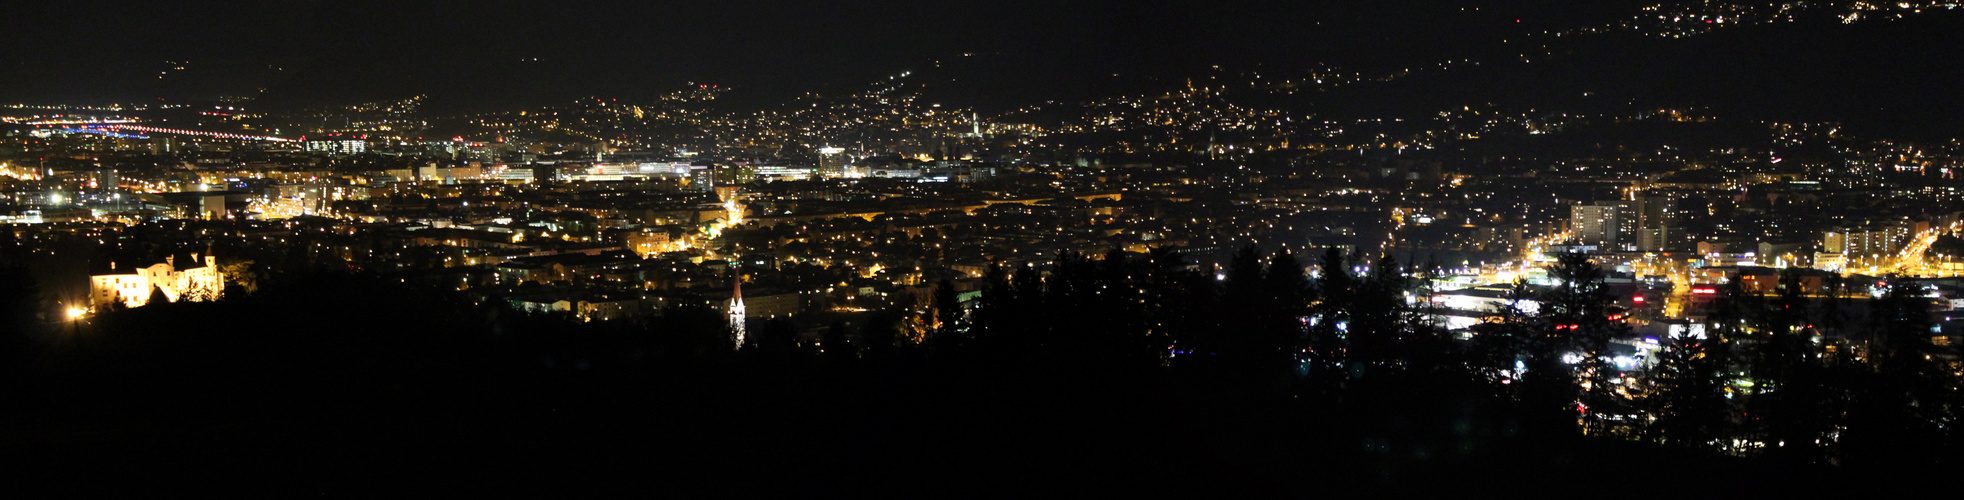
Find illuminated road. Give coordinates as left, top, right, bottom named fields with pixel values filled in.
left=1890, top=220, right=1964, bottom=276
left=4, top=118, right=139, bottom=125
left=99, top=124, right=294, bottom=142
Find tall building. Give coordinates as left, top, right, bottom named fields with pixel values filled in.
left=1570, top=203, right=1627, bottom=248
left=1573, top=198, right=1675, bottom=251
left=687, top=163, right=715, bottom=192
left=818, top=147, right=848, bottom=178
left=1634, top=195, right=1679, bottom=252
left=1822, top=224, right=1913, bottom=258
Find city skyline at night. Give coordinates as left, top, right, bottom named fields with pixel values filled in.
left=4, top=1, right=1964, bottom=496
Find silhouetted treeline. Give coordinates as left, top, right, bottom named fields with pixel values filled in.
left=933, top=248, right=1961, bottom=488
left=2, top=249, right=1959, bottom=495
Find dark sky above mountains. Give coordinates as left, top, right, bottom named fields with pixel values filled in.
left=3, top=0, right=1961, bottom=138
left=0, top=1, right=1630, bottom=108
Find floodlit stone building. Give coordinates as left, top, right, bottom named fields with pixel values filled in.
left=89, top=252, right=224, bottom=309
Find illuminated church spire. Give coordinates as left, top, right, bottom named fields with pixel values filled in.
left=729, top=269, right=746, bottom=349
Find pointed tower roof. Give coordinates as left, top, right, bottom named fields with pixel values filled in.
left=728, top=263, right=746, bottom=350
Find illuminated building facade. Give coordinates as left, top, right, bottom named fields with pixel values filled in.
left=1570, top=203, right=1626, bottom=247
left=729, top=272, right=746, bottom=349
left=1822, top=224, right=1912, bottom=257
left=1633, top=196, right=1678, bottom=252
left=89, top=253, right=224, bottom=309
left=818, top=147, right=848, bottom=178
left=304, top=138, right=368, bottom=155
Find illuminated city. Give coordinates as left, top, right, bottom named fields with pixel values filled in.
left=3, top=1, right=1963, bottom=495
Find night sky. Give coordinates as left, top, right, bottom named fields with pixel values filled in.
left=0, top=1, right=1642, bottom=110
left=4, top=0, right=1962, bottom=136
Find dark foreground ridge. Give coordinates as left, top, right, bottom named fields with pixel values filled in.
left=0, top=254, right=1942, bottom=497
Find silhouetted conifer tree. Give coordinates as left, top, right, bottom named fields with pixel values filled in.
left=1308, top=247, right=1352, bottom=390
left=1263, top=249, right=1310, bottom=377
left=1646, top=334, right=1730, bottom=448
left=1749, top=268, right=1832, bottom=462
left=1842, top=276, right=1945, bottom=473
left=1347, top=255, right=1406, bottom=375
left=1213, top=245, right=1269, bottom=370
left=1401, top=258, right=1456, bottom=375
left=1543, top=253, right=1629, bottom=435
left=1143, top=247, right=1201, bottom=362
left=932, top=278, right=962, bottom=349
left=1468, top=281, right=1536, bottom=393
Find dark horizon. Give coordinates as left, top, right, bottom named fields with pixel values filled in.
left=0, top=2, right=1695, bottom=107
left=8, top=2, right=1964, bottom=139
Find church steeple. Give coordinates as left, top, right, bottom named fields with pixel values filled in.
left=729, top=268, right=746, bottom=349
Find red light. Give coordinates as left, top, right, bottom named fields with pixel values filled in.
left=1632, top=296, right=1645, bottom=303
